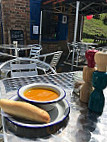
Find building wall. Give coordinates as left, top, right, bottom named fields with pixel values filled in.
left=0, top=25, right=2, bottom=44
left=41, top=14, right=82, bottom=55
left=0, top=3, right=2, bottom=44
left=1, top=0, right=32, bottom=44
left=1, top=0, right=82, bottom=55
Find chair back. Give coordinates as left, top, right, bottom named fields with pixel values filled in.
left=29, top=44, right=42, bottom=58
left=72, top=42, right=79, bottom=49
left=10, top=59, right=38, bottom=77
left=50, top=51, right=63, bottom=69
left=67, top=42, right=73, bottom=52
left=35, top=51, right=63, bottom=73
left=0, top=57, right=56, bottom=78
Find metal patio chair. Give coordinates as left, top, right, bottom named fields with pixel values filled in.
left=0, top=57, right=56, bottom=78
left=64, top=42, right=80, bottom=70
left=29, top=44, right=42, bottom=58
left=34, top=51, right=63, bottom=73
left=65, top=42, right=73, bottom=62
left=10, top=59, right=38, bottom=78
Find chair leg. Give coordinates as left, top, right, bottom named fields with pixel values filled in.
left=76, top=50, right=79, bottom=66
left=65, top=52, right=71, bottom=61
left=71, top=49, right=75, bottom=71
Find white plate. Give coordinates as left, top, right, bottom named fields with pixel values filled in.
left=3, top=95, right=70, bottom=138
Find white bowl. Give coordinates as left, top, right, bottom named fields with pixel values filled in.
left=17, top=83, right=66, bottom=111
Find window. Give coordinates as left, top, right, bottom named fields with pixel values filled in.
left=42, top=11, right=58, bottom=41
left=42, top=11, right=68, bottom=41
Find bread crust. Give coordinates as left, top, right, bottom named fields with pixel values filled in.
left=0, top=99, right=50, bottom=123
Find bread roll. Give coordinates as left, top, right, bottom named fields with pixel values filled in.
left=0, top=99, right=50, bottom=123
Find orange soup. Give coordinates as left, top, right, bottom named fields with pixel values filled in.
left=24, top=88, right=59, bottom=101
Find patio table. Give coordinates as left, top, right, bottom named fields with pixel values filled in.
left=0, top=71, right=107, bottom=142
left=0, top=44, right=39, bottom=57
left=78, top=42, right=98, bottom=50
left=97, top=46, right=107, bottom=51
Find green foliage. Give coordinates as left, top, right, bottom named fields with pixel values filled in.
left=83, top=13, right=107, bottom=39
left=82, top=38, right=94, bottom=43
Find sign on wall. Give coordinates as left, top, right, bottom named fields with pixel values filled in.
left=33, top=26, right=39, bottom=34
left=10, top=30, right=24, bottom=45
left=62, top=15, right=67, bottom=24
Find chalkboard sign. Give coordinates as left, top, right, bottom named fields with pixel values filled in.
left=10, top=30, right=24, bottom=45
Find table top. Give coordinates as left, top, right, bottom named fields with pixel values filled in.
left=0, top=44, right=42, bottom=57
left=78, top=42, right=98, bottom=46
left=0, top=44, right=33, bottom=50
left=0, top=71, right=107, bottom=142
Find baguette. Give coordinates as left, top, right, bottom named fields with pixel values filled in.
left=0, top=99, right=50, bottom=123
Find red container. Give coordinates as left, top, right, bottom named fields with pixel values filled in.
left=85, top=50, right=98, bottom=68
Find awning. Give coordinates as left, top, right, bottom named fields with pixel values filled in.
left=41, top=0, right=107, bottom=15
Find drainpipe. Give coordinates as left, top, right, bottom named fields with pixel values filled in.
left=1, top=22, right=3, bottom=44
left=73, top=1, right=80, bottom=43
left=71, top=1, right=80, bottom=71
left=0, top=2, right=4, bottom=44
left=80, top=15, right=83, bottom=41
left=39, top=10, right=42, bottom=45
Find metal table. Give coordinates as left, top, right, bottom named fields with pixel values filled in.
left=0, top=44, right=41, bottom=57
left=78, top=42, right=98, bottom=50
left=0, top=71, right=107, bottom=142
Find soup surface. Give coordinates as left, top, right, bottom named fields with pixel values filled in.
left=24, top=88, right=59, bottom=101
